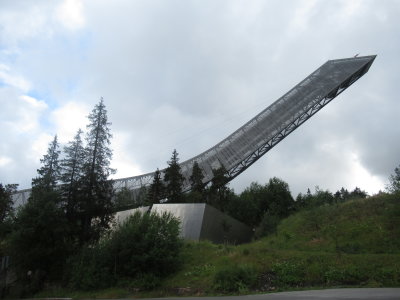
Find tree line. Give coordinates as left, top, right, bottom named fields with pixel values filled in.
left=1, top=98, right=116, bottom=294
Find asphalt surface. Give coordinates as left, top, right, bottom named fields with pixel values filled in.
left=141, top=288, right=400, bottom=300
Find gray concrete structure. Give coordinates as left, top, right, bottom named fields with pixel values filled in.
left=151, top=203, right=252, bottom=244
left=115, top=206, right=150, bottom=224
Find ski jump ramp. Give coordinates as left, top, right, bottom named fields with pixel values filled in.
left=14, top=55, right=376, bottom=204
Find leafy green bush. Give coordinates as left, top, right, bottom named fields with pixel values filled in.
left=68, top=211, right=183, bottom=290
left=271, top=260, right=305, bottom=286
left=214, top=264, right=258, bottom=292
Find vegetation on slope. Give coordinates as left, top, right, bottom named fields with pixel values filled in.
left=33, top=192, right=400, bottom=298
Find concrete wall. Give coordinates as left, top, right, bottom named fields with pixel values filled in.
left=200, top=204, right=253, bottom=244
left=115, top=206, right=150, bottom=224
left=151, top=203, right=253, bottom=244
left=151, top=203, right=205, bottom=241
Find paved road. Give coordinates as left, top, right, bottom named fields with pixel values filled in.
left=142, top=288, right=400, bottom=300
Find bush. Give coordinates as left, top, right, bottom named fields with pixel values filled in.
left=271, top=260, right=305, bottom=286
left=214, top=264, right=258, bottom=293
left=68, top=211, right=183, bottom=290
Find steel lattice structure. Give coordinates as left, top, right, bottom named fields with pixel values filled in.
left=13, top=55, right=376, bottom=205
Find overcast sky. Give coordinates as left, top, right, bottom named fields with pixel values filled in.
left=1, top=0, right=399, bottom=197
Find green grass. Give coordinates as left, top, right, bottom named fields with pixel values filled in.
left=37, top=193, right=400, bottom=298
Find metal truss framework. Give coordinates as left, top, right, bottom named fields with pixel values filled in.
left=13, top=55, right=376, bottom=205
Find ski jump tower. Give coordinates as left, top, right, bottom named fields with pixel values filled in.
left=14, top=55, right=376, bottom=204
left=113, top=55, right=376, bottom=193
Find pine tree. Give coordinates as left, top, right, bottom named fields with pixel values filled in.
left=9, top=136, right=69, bottom=281
left=387, top=165, right=400, bottom=194
left=164, top=149, right=184, bottom=203
left=208, top=166, right=230, bottom=210
left=32, top=135, right=61, bottom=193
left=147, top=168, right=165, bottom=204
left=0, top=183, right=18, bottom=238
left=190, top=161, right=205, bottom=193
left=60, top=129, right=85, bottom=219
left=0, top=183, right=17, bottom=224
left=80, top=98, right=115, bottom=243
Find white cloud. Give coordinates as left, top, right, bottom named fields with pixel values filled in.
left=110, top=132, right=143, bottom=179
left=0, top=156, right=12, bottom=167
left=0, top=64, right=31, bottom=91
left=56, top=0, right=85, bottom=30
left=12, top=95, right=48, bottom=133
left=347, top=152, right=385, bottom=194
left=30, top=133, right=54, bottom=162
left=50, top=101, right=89, bottom=143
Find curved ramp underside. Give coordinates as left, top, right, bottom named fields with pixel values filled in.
left=13, top=55, right=376, bottom=205
left=114, top=55, right=376, bottom=193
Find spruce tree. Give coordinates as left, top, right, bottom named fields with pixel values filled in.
left=0, top=183, right=17, bottom=224
left=0, top=183, right=18, bottom=238
left=31, top=135, right=61, bottom=194
left=60, top=129, right=85, bottom=219
left=190, top=161, right=205, bottom=193
left=388, top=165, right=400, bottom=194
left=80, top=98, right=115, bottom=243
left=164, top=149, right=184, bottom=203
left=208, top=166, right=230, bottom=210
left=147, top=168, right=165, bottom=204
left=9, top=136, right=69, bottom=282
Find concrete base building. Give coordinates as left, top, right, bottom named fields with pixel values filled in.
left=115, top=203, right=253, bottom=244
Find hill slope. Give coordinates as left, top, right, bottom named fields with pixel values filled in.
left=37, top=193, right=400, bottom=298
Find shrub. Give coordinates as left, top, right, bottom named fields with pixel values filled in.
left=271, top=260, right=305, bottom=286
left=214, top=264, right=258, bottom=293
left=68, top=211, right=183, bottom=290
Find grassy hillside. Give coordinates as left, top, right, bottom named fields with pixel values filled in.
left=265, top=193, right=400, bottom=254
left=37, top=193, right=400, bottom=298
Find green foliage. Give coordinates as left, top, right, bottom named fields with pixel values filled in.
left=164, top=149, right=184, bottom=203
left=226, top=178, right=294, bottom=231
left=32, top=135, right=61, bottom=192
left=227, top=182, right=267, bottom=227
left=147, top=168, right=165, bottom=204
left=387, top=164, right=400, bottom=194
left=67, top=239, right=115, bottom=290
left=79, top=98, right=115, bottom=243
left=68, top=211, right=183, bottom=290
left=0, top=183, right=17, bottom=238
left=208, top=167, right=232, bottom=211
left=8, top=190, right=70, bottom=283
left=213, top=264, right=258, bottom=292
left=265, top=177, right=295, bottom=218
left=271, top=260, right=305, bottom=286
left=266, top=193, right=400, bottom=253
left=256, top=213, right=281, bottom=237
left=190, top=161, right=205, bottom=194
left=60, top=129, right=85, bottom=220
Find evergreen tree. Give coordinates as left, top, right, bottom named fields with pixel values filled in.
left=8, top=138, right=69, bottom=287
left=208, top=166, right=230, bottom=210
left=60, top=129, right=85, bottom=220
left=0, top=183, right=18, bottom=238
left=189, top=161, right=205, bottom=193
left=0, top=183, right=17, bottom=224
left=164, top=149, right=184, bottom=203
left=80, top=98, right=115, bottom=243
left=349, top=187, right=368, bottom=199
left=31, top=135, right=61, bottom=193
left=387, top=165, right=400, bottom=194
left=9, top=190, right=70, bottom=287
left=147, top=169, right=165, bottom=204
